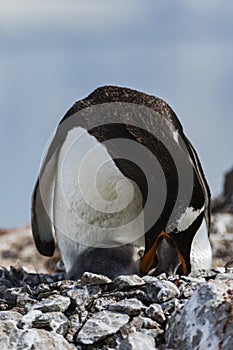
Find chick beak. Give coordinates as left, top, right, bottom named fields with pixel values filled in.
left=140, top=231, right=188, bottom=275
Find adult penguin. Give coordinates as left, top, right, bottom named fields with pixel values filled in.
left=31, top=86, right=212, bottom=279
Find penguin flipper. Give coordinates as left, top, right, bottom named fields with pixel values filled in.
left=31, top=150, right=58, bottom=257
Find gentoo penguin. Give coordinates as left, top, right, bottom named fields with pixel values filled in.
left=31, top=86, right=212, bottom=279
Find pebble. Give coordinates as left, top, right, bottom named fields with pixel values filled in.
left=119, top=331, right=156, bottom=350
left=31, top=295, right=70, bottom=313
left=80, top=272, right=112, bottom=285
left=166, top=280, right=233, bottom=350
left=76, top=311, right=130, bottom=345
left=145, top=303, right=166, bottom=324
left=215, top=272, right=233, bottom=280
left=107, top=298, right=146, bottom=316
left=113, top=274, right=145, bottom=290
left=146, top=279, right=180, bottom=303
left=0, top=266, right=232, bottom=349
left=62, top=287, right=90, bottom=308
left=33, top=311, right=69, bottom=335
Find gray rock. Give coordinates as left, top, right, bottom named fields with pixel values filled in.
left=2, top=287, right=19, bottom=308
left=92, top=296, right=117, bottom=312
left=135, top=316, right=161, bottom=330
left=76, top=311, right=130, bottom=345
left=160, top=298, right=180, bottom=316
left=180, top=275, right=206, bottom=284
left=5, top=266, right=64, bottom=288
left=145, top=303, right=166, bottom=324
left=80, top=272, right=112, bottom=285
left=119, top=331, right=156, bottom=350
left=34, top=283, right=51, bottom=295
left=105, top=289, right=148, bottom=303
left=164, top=298, right=187, bottom=318
left=0, top=311, right=72, bottom=349
left=143, top=273, right=167, bottom=282
left=1, top=265, right=233, bottom=350
left=166, top=280, right=233, bottom=350
left=63, top=286, right=90, bottom=308
left=142, top=275, right=159, bottom=284
left=189, top=269, right=220, bottom=279
left=33, top=312, right=69, bottom=335
left=18, top=309, right=43, bottom=329
left=31, top=295, right=70, bottom=313
left=16, top=292, right=38, bottom=313
left=128, top=315, right=163, bottom=343
left=0, top=315, right=25, bottom=350
left=53, top=280, right=78, bottom=293
left=15, top=329, right=73, bottom=350
left=146, top=279, right=180, bottom=303
left=213, top=267, right=228, bottom=273
left=120, top=314, right=163, bottom=342
left=140, top=327, right=163, bottom=341
left=86, top=284, right=102, bottom=298
left=123, top=289, right=148, bottom=302
left=107, top=298, right=146, bottom=316
left=120, top=316, right=144, bottom=338
left=180, top=283, right=198, bottom=298
left=156, top=273, right=167, bottom=280
left=18, top=309, right=69, bottom=335
left=0, top=310, right=22, bottom=323
left=113, top=275, right=145, bottom=290
left=215, top=272, right=233, bottom=280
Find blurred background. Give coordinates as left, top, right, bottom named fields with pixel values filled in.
left=1, top=0, right=233, bottom=228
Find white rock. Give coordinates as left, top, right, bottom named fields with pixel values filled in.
left=76, top=311, right=129, bottom=344
left=119, top=331, right=156, bottom=350
left=166, top=280, right=233, bottom=350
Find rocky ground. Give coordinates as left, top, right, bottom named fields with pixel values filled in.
left=0, top=212, right=232, bottom=350
left=0, top=169, right=233, bottom=349
left=0, top=265, right=232, bottom=350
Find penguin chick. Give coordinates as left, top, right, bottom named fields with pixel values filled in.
left=67, top=245, right=141, bottom=280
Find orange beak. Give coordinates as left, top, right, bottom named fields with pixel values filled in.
left=140, top=231, right=188, bottom=275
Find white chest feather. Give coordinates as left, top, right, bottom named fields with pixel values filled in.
left=53, top=126, right=144, bottom=269
left=190, top=219, right=212, bottom=270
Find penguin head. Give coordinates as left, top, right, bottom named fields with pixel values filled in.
left=66, top=245, right=142, bottom=280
